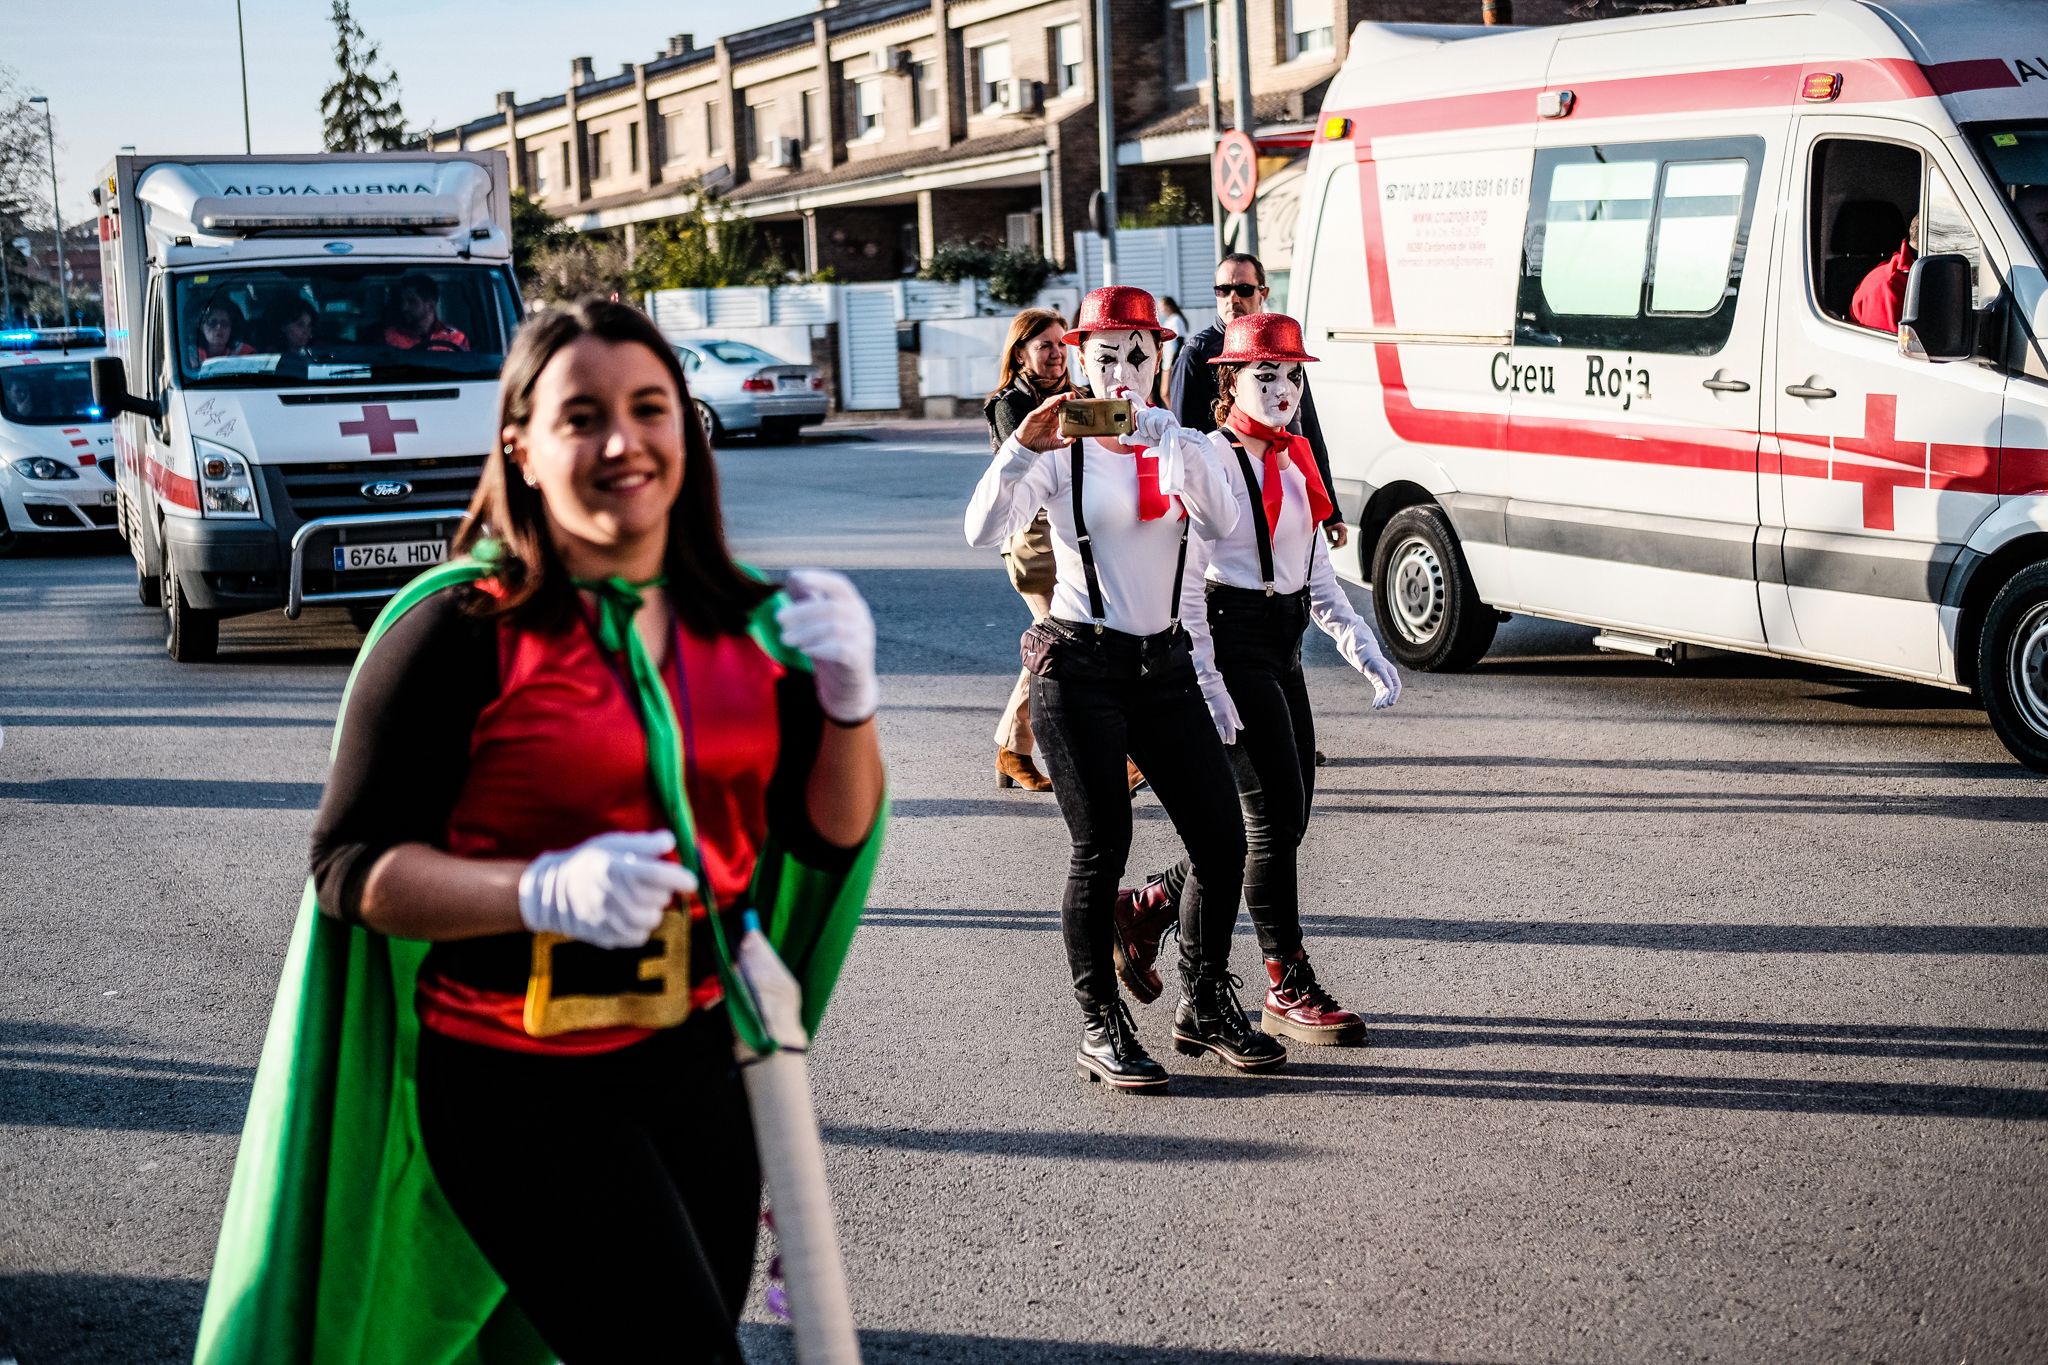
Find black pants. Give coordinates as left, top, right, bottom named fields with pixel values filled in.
left=1162, top=588, right=1318, bottom=959
left=416, top=1007, right=761, bottom=1364
left=1028, top=622, right=1247, bottom=1011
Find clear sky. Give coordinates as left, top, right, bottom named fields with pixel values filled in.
left=2, top=0, right=810, bottom=225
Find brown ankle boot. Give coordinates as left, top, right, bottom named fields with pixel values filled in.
left=1261, top=953, right=1366, bottom=1045
left=1110, top=876, right=1178, bottom=1003
left=997, top=748, right=1053, bottom=792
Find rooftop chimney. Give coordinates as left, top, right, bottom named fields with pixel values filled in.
left=570, top=56, right=595, bottom=86
left=666, top=33, right=695, bottom=57
left=495, top=90, right=516, bottom=107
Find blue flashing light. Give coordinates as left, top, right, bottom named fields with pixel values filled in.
left=0, top=330, right=35, bottom=348
left=85, top=405, right=104, bottom=419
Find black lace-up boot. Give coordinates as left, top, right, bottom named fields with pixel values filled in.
left=1172, top=972, right=1288, bottom=1072
left=1077, top=1000, right=1169, bottom=1091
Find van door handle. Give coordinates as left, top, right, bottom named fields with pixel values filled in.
left=1785, top=381, right=1837, bottom=400
left=1702, top=375, right=1751, bottom=392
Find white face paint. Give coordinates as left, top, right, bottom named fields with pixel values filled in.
left=1233, top=360, right=1306, bottom=429
left=1081, top=329, right=1160, bottom=407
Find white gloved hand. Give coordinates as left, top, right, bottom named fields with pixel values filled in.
left=776, top=568, right=880, bottom=724
left=1129, top=403, right=1187, bottom=449
left=1201, top=676, right=1242, bottom=744
left=1361, top=652, right=1402, bottom=710
left=518, top=830, right=699, bottom=949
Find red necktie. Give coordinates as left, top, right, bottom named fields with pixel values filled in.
left=1227, top=414, right=1334, bottom=535
left=1100, top=437, right=1179, bottom=522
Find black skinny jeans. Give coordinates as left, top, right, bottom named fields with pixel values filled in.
left=1028, top=622, right=1248, bottom=1011
left=1162, top=587, right=1318, bottom=960
left=416, top=1008, right=761, bottom=1365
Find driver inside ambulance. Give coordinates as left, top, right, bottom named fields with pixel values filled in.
left=1849, top=213, right=1919, bottom=333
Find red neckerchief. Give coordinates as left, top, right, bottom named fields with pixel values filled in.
left=1098, top=434, right=1180, bottom=522
left=1227, top=412, right=1334, bottom=535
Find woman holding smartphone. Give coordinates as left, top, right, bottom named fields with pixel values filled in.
left=965, top=286, right=1285, bottom=1091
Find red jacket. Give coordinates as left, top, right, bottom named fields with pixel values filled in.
left=1850, top=240, right=1916, bottom=332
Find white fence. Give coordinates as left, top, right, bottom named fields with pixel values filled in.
left=1073, top=226, right=1219, bottom=333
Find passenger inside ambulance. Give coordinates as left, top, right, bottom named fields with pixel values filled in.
left=262, top=297, right=319, bottom=357
left=382, top=274, right=469, bottom=352
left=1849, top=214, right=1918, bottom=333
left=189, top=299, right=256, bottom=366
left=1812, top=140, right=1921, bottom=334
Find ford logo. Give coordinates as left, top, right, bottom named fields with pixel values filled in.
left=361, top=479, right=412, bottom=501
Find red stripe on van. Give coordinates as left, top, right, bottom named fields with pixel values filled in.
left=1925, top=58, right=2020, bottom=95
left=144, top=451, right=199, bottom=510
left=2003, top=444, right=2048, bottom=499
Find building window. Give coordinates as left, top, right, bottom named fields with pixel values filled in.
left=1052, top=24, right=1084, bottom=95
left=628, top=122, right=640, bottom=174
left=801, top=89, right=820, bottom=147
left=707, top=101, right=723, bottom=156
left=912, top=61, right=941, bottom=127
left=744, top=100, right=775, bottom=163
left=1285, top=0, right=1333, bottom=59
left=853, top=78, right=883, bottom=138
left=973, top=41, right=1011, bottom=112
left=662, top=110, right=687, bottom=163
left=528, top=146, right=551, bottom=194
left=590, top=129, right=612, bottom=181
left=1174, top=0, right=1209, bottom=87
left=560, top=143, right=572, bottom=188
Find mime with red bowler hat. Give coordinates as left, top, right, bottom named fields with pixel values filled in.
left=965, top=285, right=1288, bottom=1090
left=1113, top=313, right=1403, bottom=1048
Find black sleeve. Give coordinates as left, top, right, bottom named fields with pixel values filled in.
left=1294, top=378, right=1341, bottom=526
left=989, top=389, right=1029, bottom=449
left=308, top=589, right=498, bottom=923
left=764, top=670, right=863, bottom=875
left=1168, top=339, right=1206, bottom=430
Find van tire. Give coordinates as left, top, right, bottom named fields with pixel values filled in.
left=163, top=554, right=219, bottom=663
left=1978, top=560, right=2048, bottom=773
left=1371, top=504, right=1496, bottom=672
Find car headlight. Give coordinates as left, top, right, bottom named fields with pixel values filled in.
left=11, top=456, right=79, bottom=481
left=193, top=438, right=259, bottom=518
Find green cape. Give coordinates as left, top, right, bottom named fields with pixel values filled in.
left=194, top=557, right=886, bottom=1364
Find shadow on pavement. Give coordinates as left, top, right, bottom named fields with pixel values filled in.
left=1364, top=1014, right=2048, bottom=1063
left=0, top=1272, right=201, bottom=1365
left=1320, top=753, right=2020, bottom=780
left=0, top=777, right=323, bottom=811
left=739, top=1323, right=1495, bottom=1364
left=823, top=1124, right=1297, bottom=1162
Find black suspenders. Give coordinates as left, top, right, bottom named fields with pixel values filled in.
left=1068, top=438, right=1189, bottom=636
left=1220, top=431, right=1315, bottom=596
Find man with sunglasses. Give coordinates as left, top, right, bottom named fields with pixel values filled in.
left=1168, top=254, right=1346, bottom=549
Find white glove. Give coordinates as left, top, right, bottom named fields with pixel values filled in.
left=518, top=830, right=699, bottom=949
left=1200, top=676, right=1242, bottom=744
left=1361, top=652, right=1402, bottom=710
left=776, top=568, right=880, bottom=724
left=1130, top=403, right=1187, bottom=449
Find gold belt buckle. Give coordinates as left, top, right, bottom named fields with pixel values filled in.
left=523, top=907, right=693, bottom=1038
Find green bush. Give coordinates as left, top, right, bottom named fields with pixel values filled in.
left=920, top=240, right=1056, bottom=308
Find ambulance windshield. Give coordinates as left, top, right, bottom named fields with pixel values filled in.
left=1969, top=125, right=2048, bottom=265
left=0, top=362, right=101, bottom=426
left=171, top=263, right=519, bottom=388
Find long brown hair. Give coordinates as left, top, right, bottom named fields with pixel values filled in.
left=988, top=307, right=1067, bottom=400
left=1211, top=360, right=1245, bottom=429
left=454, top=297, right=771, bottom=636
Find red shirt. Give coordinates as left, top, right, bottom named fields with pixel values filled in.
left=415, top=609, right=785, bottom=1054
left=1850, top=240, right=1916, bottom=332
left=384, top=321, right=470, bottom=352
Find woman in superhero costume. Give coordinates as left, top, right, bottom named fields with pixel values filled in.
left=195, top=299, right=885, bottom=1365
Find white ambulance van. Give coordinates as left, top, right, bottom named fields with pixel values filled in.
left=1292, top=0, right=2048, bottom=769
left=0, top=327, right=118, bottom=550
left=90, top=152, right=517, bottom=660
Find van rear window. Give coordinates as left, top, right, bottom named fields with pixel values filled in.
left=1518, top=136, right=1763, bottom=356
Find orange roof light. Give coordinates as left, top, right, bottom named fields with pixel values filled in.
left=1322, top=116, right=1351, bottom=140
left=1802, top=72, right=1842, bottom=102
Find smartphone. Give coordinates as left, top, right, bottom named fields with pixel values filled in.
left=1057, top=397, right=1135, bottom=440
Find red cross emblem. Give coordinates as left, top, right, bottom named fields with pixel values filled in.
left=339, top=404, right=419, bottom=455
left=1829, top=394, right=1925, bottom=532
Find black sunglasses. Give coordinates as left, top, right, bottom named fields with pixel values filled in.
left=1214, top=283, right=1262, bottom=298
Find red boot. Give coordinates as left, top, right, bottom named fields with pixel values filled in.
left=1111, top=876, right=1177, bottom=1004
left=1261, top=953, right=1366, bottom=1045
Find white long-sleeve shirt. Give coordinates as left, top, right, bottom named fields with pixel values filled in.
left=965, top=423, right=1240, bottom=638
left=1179, top=432, right=1390, bottom=691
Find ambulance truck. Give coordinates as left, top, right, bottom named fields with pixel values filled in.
left=1292, top=0, right=2048, bottom=769
left=90, top=152, right=517, bottom=661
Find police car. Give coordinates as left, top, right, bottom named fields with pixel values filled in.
left=0, top=327, right=119, bottom=552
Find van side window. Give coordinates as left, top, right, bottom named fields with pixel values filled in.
left=1517, top=136, right=1762, bottom=356
left=1924, top=164, right=1993, bottom=308
left=143, top=278, right=167, bottom=397
left=1808, top=138, right=1919, bottom=331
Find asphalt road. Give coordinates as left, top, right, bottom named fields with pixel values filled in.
left=2, top=423, right=2044, bottom=1364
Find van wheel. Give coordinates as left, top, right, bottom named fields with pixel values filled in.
left=136, top=552, right=163, bottom=608
left=163, top=555, right=219, bottom=663
left=1371, top=504, right=1496, bottom=671
left=1978, top=561, right=2048, bottom=772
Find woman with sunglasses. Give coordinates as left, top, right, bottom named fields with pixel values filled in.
left=200, top=299, right=885, bottom=1364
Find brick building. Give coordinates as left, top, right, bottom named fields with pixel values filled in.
left=422, top=0, right=1647, bottom=280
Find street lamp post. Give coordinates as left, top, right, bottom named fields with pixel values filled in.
left=1092, top=0, right=1117, bottom=285
left=1229, top=0, right=1257, bottom=256
left=235, top=0, right=253, bottom=153
left=26, top=96, right=73, bottom=329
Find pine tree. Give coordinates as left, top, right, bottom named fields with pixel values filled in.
left=318, top=1, right=407, bottom=152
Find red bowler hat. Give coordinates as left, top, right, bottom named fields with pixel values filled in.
left=1209, top=312, right=1320, bottom=365
left=1062, top=285, right=1176, bottom=344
